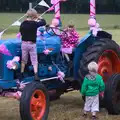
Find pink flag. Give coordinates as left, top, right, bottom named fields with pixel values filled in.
left=0, top=44, right=12, bottom=56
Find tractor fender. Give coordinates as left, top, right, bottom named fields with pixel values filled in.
left=73, top=32, right=95, bottom=81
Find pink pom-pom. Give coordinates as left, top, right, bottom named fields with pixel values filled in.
left=88, top=18, right=96, bottom=27
left=43, top=49, right=51, bottom=55
left=16, top=32, right=21, bottom=39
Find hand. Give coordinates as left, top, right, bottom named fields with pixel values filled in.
left=100, top=92, right=104, bottom=98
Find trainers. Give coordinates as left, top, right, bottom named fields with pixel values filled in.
left=92, top=116, right=97, bottom=120
left=82, top=114, right=87, bottom=118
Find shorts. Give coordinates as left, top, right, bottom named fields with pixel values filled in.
left=84, top=94, right=99, bottom=112
left=21, top=41, right=38, bottom=66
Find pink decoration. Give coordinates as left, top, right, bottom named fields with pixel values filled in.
left=57, top=71, right=65, bottom=83
left=13, top=56, right=20, bottom=62
left=16, top=32, right=21, bottom=39
left=43, top=49, right=51, bottom=55
left=37, top=30, right=41, bottom=36
left=0, top=44, right=12, bottom=56
left=47, top=5, right=54, bottom=11
left=7, top=56, right=20, bottom=69
left=60, top=28, right=79, bottom=54
left=61, top=47, right=73, bottom=54
left=90, top=0, right=96, bottom=17
left=88, top=18, right=96, bottom=27
left=90, top=22, right=102, bottom=36
left=3, top=91, right=22, bottom=100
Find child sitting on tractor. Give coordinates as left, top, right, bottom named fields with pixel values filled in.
left=61, top=24, right=79, bottom=54
left=81, top=62, right=105, bottom=120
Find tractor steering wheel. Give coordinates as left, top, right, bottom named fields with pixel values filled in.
left=45, top=26, right=68, bottom=38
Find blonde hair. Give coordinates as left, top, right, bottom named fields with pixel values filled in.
left=88, top=61, right=98, bottom=72
left=26, top=8, right=38, bottom=19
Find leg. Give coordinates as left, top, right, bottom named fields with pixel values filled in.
left=91, top=95, right=99, bottom=120
left=21, top=43, right=29, bottom=73
left=29, top=44, right=39, bottom=80
left=83, top=96, right=92, bottom=118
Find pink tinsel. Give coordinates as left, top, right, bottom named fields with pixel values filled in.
left=57, top=71, right=65, bottom=83
left=0, top=44, right=12, bottom=56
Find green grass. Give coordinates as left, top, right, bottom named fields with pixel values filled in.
left=0, top=92, right=120, bottom=120
left=0, top=13, right=120, bottom=33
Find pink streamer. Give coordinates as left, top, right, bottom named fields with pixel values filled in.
left=0, top=44, right=12, bottom=56
left=90, top=0, right=96, bottom=17
left=57, top=71, right=65, bottom=83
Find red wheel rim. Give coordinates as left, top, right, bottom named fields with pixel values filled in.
left=98, top=50, right=120, bottom=82
left=30, top=90, right=46, bottom=120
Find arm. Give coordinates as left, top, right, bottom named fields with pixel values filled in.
left=99, top=77, right=105, bottom=92
left=81, top=77, right=87, bottom=96
left=37, top=19, right=46, bottom=27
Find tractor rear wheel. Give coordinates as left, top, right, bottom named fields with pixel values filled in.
left=79, top=38, right=120, bottom=82
left=20, top=81, right=49, bottom=120
left=79, top=38, right=120, bottom=107
left=104, top=74, right=120, bottom=115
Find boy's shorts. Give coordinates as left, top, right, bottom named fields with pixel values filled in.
left=21, top=41, right=38, bottom=66
left=84, top=94, right=99, bottom=112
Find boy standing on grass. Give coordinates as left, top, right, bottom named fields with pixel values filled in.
left=81, top=62, right=105, bottom=120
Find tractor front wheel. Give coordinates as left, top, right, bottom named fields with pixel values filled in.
left=20, top=81, right=49, bottom=120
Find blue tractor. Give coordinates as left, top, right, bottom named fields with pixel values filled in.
left=1, top=0, right=120, bottom=120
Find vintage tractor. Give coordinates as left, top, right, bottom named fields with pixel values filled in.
left=0, top=0, right=120, bottom=120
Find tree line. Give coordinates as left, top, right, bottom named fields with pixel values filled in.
left=0, top=0, right=120, bottom=13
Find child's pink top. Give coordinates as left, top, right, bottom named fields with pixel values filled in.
left=61, top=28, right=80, bottom=48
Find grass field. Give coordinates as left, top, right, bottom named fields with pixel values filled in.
left=0, top=13, right=120, bottom=120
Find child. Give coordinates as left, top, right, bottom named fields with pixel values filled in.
left=61, top=24, right=79, bottom=54
left=20, top=8, right=46, bottom=81
left=81, top=62, right=105, bottom=120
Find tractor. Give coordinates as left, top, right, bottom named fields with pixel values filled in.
left=0, top=0, right=120, bottom=120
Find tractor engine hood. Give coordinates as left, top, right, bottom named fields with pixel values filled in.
left=0, top=35, right=61, bottom=56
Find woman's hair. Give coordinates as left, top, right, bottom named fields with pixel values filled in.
left=26, top=8, right=38, bottom=19
left=88, top=61, right=98, bottom=73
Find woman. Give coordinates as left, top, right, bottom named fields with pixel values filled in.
left=20, top=8, right=46, bottom=81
